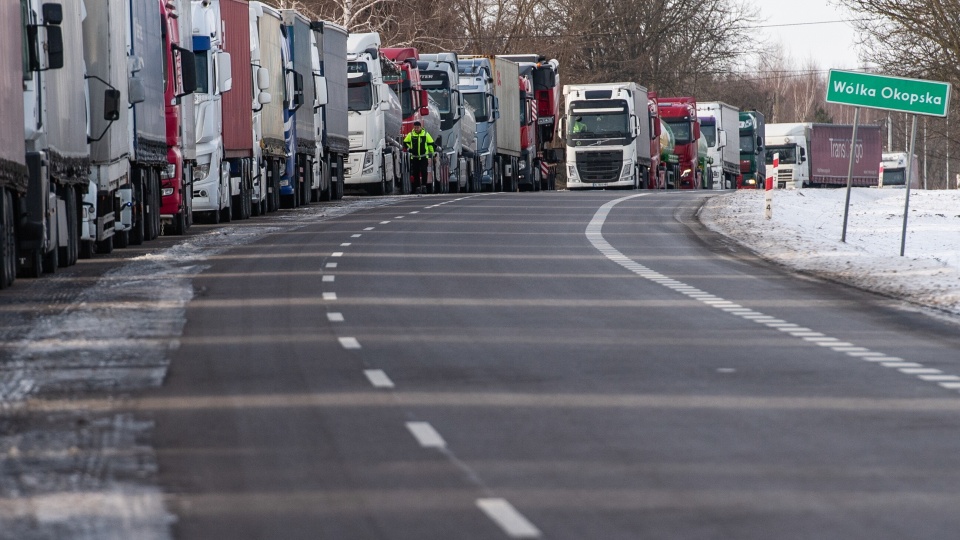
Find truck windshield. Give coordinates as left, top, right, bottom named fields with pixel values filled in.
left=464, top=92, right=488, bottom=123
left=569, top=100, right=630, bottom=140
left=348, top=81, right=374, bottom=111
left=425, top=84, right=451, bottom=115
left=194, top=51, right=209, bottom=94
left=701, top=124, right=717, bottom=147
left=664, top=120, right=692, bottom=144
left=765, top=146, right=797, bottom=165
left=882, top=169, right=906, bottom=186
left=740, top=133, right=755, bottom=154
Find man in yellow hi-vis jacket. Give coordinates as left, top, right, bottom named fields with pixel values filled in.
left=404, top=121, right=436, bottom=192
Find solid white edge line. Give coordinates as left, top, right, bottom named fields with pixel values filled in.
left=585, top=193, right=959, bottom=395
left=476, top=498, right=542, bottom=539
left=406, top=422, right=446, bottom=448
left=364, top=369, right=395, bottom=388
left=327, top=312, right=344, bottom=322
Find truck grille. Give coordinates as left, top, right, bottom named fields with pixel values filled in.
left=777, top=168, right=793, bottom=182
left=576, top=151, right=623, bottom=183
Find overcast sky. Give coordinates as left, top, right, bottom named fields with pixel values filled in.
left=753, top=0, right=863, bottom=70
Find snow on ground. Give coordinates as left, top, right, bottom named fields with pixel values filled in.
left=700, top=188, right=960, bottom=317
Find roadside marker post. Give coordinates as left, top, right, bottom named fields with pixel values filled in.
left=826, top=69, right=951, bottom=254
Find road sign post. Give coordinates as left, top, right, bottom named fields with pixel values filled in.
left=826, top=70, right=951, bottom=254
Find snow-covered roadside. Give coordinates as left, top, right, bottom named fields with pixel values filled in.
left=699, top=189, right=960, bottom=317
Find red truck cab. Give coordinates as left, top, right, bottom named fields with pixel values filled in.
left=657, top=96, right=701, bottom=189
left=380, top=48, right=428, bottom=135
left=160, top=0, right=196, bottom=234
left=518, top=70, right=538, bottom=190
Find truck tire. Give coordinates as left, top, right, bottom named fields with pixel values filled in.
left=96, top=234, right=113, bottom=255
left=58, top=185, right=78, bottom=267
left=42, top=219, right=58, bottom=274
left=0, top=190, right=16, bottom=289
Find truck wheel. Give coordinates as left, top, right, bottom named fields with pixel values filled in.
left=97, top=235, right=113, bottom=255
left=58, top=185, right=77, bottom=267
left=169, top=212, right=187, bottom=235
left=21, top=249, right=43, bottom=279
left=114, top=230, right=129, bottom=249
left=0, top=190, right=16, bottom=289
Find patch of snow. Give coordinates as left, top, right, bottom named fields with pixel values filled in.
left=700, top=189, right=960, bottom=316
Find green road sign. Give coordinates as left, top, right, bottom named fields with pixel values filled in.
left=827, top=70, right=951, bottom=117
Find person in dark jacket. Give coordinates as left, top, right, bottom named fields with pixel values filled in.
left=404, top=121, right=436, bottom=192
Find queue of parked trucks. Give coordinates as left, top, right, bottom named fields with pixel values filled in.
left=1, top=0, right=564, bottom=290
left=557, top=83, right=913, bottom=194
left=0, top=0, right=924, bottom=291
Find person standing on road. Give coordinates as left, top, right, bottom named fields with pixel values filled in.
left=404, top=121, right=436, bottom=192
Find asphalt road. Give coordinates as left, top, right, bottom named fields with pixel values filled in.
left=144, top=191, right=960, bottom=539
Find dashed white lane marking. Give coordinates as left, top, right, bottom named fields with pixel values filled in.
left=409, top=211, right=419, bottom=214
left=394, top=215, right=405, bottom=219
left=587, top=193, right=960, bottom=395
left=327, top=312, right=344, bottom=322
left=322, top=275, right=335, bottom=283
left=332, top=252, right=344, bottom=257
left=406, top=422, right=446, bottom=448
left=323, top=292, right=337, bottom=301
left=326, top=262, right=338, bottom=269
left=340, top=243, right=352, bottom=247
left=351, top=234, right=361, bottom=238
left=476, top=498, right=542, bottom=539
left=364, top=369, right=395, bottom=388
left=338, top=337, right=361, bottom=350
left=380, top=221, right=391, bottom=224
left=364, top=227, right=375, bottom=231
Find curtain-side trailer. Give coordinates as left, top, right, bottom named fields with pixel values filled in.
left=83, top=0, right=130, bottom=256
left=221, top=0, right=260, bottom=219
left=1, top=0, right=28, bottom=288
left=252, top=3, right=287, bottom=213
left=314, top=21, right=348, bottom=201
left=282, top=10, right=314, bottom=208
left=126, top=0, right=168, bottom=244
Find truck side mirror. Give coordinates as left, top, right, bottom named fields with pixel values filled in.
left=128, top=77, right=146, bottom=105
left=492, top=96, right=500, bottom=120
left=216, top=52, right=233, bottom=94
left=420, top=106, right=429, bottom=117
left=103, top=89, right=121, bottom=121
left=42, top=3, right=63, bottom=24
left=718, top=130, right=727, bottom=149
left=756, top=136, right=763, bottom=155
left=45, top=26, right=64, bottom=70
left=435, top=136, right=443, bottom=147
left=257, top=67, right=270, bottom=90
left=800, top=147, right=807, bottom=163
left=420, top=89, right=428, bottom=108
left=293, top=72, right=304, bottom=109
left=258, top=91, right=272, bottom=105
left=314, top=74, right=328, bottom=108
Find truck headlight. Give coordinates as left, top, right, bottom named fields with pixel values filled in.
left=518, top=160, right=526, bottom=170
left=194, top=163, right=210, bottom=181
left=567, top=164, right=579, bottom=180
left=620, top=164, right=632, bottom=179
left=161, top=163, right=177, bottom=180
left=162, top=187, right=175, bottom=197
left=363, top=151, right=375, bottom=168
